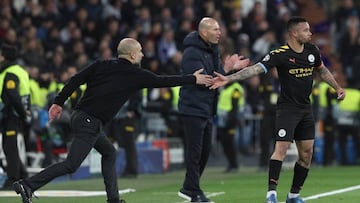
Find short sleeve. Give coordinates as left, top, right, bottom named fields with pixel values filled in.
left=259, top=52, right=280, bottom=72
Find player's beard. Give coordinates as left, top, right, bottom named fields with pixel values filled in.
left=297, top=38, right=307, bottom=45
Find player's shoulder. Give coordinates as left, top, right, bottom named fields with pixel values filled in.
left=304, top=42, right=320, bottom=52
left=269, top=45, right=291, bottom=55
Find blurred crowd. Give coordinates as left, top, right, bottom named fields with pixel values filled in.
left=0, top=0, right=359, bottom=172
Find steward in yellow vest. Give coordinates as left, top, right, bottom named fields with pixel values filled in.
left=217, top=81, right=245, bottom=172
left=0, top=44, right=30, bottom=189
left=336, top=88, right=360, bottom=165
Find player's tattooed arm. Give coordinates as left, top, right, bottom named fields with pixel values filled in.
left=317, top=65, right=341, bottom=90
left=227, top=63, right=265, bottom=82
left=317, top=65, right=346, bottom=100
left=210, top=63, right=265, bottom=89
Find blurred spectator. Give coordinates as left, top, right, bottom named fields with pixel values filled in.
left=174, top=19, right=193, bottom=51
left=3, top=28, right=20, bottom=49
left=75, top=7, right=88, bottom=31
left=219, top=25, right=235, bottom=55
left=334, top=0, right=359, bottom=34
left=44, top=50, right=65, bottom=81
left=21, top=36, right=45, bottom=68
left=106, top=17, right=124, bottom=54
left=84, top=0, right=102, bottom=23
left=102, top=0, right=122, bottom=20
left=142, top=39, right=158, bottom=69
left=149, top=0, right=167, bottom=21
left=43, top=26, right=62, bottom=54
left=59, top=20, right=77, bottom=44
left=0, top=3, right=19, bottom=29
left=272, top=2, right=292, bottom=44
left=163, top=51, right=182, bottom=75
left=58, top=0, right=78, bottom=25
left=160, top=7, right=177, bottom=31
left=147, top=21, right=162, bottom=43
left=157, top=28, right=177, bottom=65
left=226, top=8, right=251, bottom=48
left=121, top=0, right=143, bottom=27
left=82, top=19, right=99, bottom=58
left=136, top=7, right=152, bottom=36
left=338, top=14, right=360, bottom=88
left=0, top=17, right=10, bottom=41
left=34, top=17, right=54, bottom=42
left=41, top=0, right=61, bottom=25
left=252, top=29, right=278, bottom=61
left=20, top=0, right=43, bottom=27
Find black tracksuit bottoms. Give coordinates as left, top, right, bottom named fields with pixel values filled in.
left=181, top=115, right=213, bottom=194
left=24, top=110, right=120, bottom=202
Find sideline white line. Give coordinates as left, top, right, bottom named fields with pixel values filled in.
left=0, top=188, right=136, bottom=197
left=279, top=184, right=360, bottom=203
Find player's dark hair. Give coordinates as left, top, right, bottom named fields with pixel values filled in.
left=287, top=16, right=307, bottom=31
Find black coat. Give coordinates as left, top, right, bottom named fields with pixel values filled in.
left=178, top=31, right=225, bottom=118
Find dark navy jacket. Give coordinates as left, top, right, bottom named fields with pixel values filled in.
left=178, top=31, right=225, bottom=118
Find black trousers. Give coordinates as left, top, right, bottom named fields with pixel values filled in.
left=218, top=127, right=238, bottom=168
left=323, top=116, right=336, bottom=165
left=181, top=115, right=213, bottom=194
left=25, top=110, right=120, bottom=202
left=2, top=115, right=27, bottom=186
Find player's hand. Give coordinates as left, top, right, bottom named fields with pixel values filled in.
left=336, top=88, right=346, bottom=100
left=193, top=68, right=213, bottom=86
left=49, top=104, right=63, bottom=123
left=233, top=55, right=250, bottom=71
left=223, top=54, right=249, bottom=73
left=209, top=72, right=229, bottom=89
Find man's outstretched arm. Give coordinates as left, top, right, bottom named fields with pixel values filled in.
left=210, top=63, right=266, bottom=89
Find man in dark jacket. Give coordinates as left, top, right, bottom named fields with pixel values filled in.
left=177, top=17, right=249, bottom=203
left=12, top=38, right=213, bottom=203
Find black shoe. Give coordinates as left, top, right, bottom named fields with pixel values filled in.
left=178, top=188, right=214, bottom=203
left=12, top=180, right=33, bottom=203
left=119, top=200, right=126, bottom=203
left=190, top=193, right=214, bottom=202
left=178, top=188, right=192, bottom=201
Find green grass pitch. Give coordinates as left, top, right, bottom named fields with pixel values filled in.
left=2, top=166, right=360, bottom=203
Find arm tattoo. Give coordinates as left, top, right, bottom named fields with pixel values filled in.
left=318, top=66, right=341, bottom=90
left=227, top=63, right=265, bottom=82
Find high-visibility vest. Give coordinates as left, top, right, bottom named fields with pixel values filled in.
left=336, top=88, right=360, bottom=126
left=338, top=88, right=360, bottom=112
left=217, top=82, right=245, bottom=127
left=0, top=64, right=30, bottom=112
left=319, top=82, right=337, bottom=108
left=29, top=78, right=47, bottom=108
left=171, top=86, right=180, bottom=110
left=218, top=82, right=245, bottom=112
